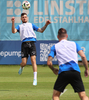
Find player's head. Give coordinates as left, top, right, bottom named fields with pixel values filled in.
left=21, top=13, right=28, bottom=23
left=57, top=28, right=68, bottom=40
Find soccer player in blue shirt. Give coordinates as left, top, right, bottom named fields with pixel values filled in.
left=11, top=13, right=51, bottom=86
left=47, top=28, right=89, bottom=100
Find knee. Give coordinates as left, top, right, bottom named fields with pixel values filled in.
left=20, top=62, right=26, bottom=67
left=80, top=96, right=89, bottom=100
left=52, top=94, right=59, bottom=100
left=52, top=90, right=61, bottom=100
left=31, top=57, right=36, bottom=64
left=31, top=59, right=36, bottom=64
left=79, top=91, right=89, bottom=100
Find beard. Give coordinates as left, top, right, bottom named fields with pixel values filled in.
left=22, top=19, right=27, bottom=23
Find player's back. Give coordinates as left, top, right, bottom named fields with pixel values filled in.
left=55, top=40, right=78, bottom=66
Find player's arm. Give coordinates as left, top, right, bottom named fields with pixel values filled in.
left=47, top=56, right=54, bottom=70
left=78, top=50, right=89, bottom=77
left=76, top=42, right=89, bottom=77
left=47, top=45, right=59, bottom=75
left=11, top=17, right=17, bottom=33
left=47, top=56, right=58, bottom=75
left=37, top=20, right=51, bottom=33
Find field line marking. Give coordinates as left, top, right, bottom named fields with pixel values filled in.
left=60, top=89, right=67, bottom=96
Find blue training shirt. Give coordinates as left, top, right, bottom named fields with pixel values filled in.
left=15, top=23, right=39, bottom=42
left=48, top=40, right=82, bottom=74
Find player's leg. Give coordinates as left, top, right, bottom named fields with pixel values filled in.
left=31, top=55, right=37, bottom=72
left=53, top=72, right=69, bottom=100
left=31, top=55, right=37, bottom=85
left=18, top=42, right=28, bottom=75
left=70, top=71, right=89, bottom=100
left=18, top=57, right=28, bottom=75
left=29, top=42, right=37, bottom=85
left=52, top=89, right=61, bottom=100
left=78, top=91, right=89, bottom=100
left=20, top=57, right=28, bottom=67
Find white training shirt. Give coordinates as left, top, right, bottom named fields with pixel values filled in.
left=48, top=39, right=82, bottom=74
left=55, top=40, right=78, bottom=66
left=19, top=23, right=36, bottom=41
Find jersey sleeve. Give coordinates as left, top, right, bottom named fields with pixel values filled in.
left=75, top=42, right=83, bottom=52
left=48, top=45, right=56, bottom=58
left=15, top=25, right=20, bottom=32
left=32, top=23, right=39, bottom=31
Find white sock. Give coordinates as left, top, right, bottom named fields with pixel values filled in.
left=20, top=66, right=23, bottom=69
left=34, top=72, right=37, bottom=80
left=20, top=67, right=24, bottom=70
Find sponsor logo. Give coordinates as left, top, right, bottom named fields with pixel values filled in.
left=0, top=51, right=21, bottom=57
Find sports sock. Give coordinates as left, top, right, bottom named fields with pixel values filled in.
left=34, top=72, right=37, bottom=80
left=20, top=66, right=23, bottom=70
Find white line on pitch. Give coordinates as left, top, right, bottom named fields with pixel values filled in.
left=60, top=89, right=67, bottom=96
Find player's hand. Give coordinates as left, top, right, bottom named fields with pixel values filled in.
left=84, top=69, right=89, bottom=77
left=53, top=68, right=59, bottom=75
left=45, top=20, right=51, bottom=26
left=11, top=17, right=15, bottom=22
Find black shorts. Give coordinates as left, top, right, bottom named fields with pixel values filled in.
left=54, top=70, right=85, bottom=93
left=21, top=42, right=36, bottom=58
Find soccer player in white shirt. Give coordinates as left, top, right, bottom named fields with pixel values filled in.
left=47, top=28, right=89, bottom=100
left=11, top=13, right=51, bottom=86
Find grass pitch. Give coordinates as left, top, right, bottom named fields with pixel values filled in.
left=0, top=65, right=89, bottom=100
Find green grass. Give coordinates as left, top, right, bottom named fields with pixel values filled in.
left=0, top=65, right=89, bottom=100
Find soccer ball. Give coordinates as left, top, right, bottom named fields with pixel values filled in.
left=22, top=1, right=30, bottom=10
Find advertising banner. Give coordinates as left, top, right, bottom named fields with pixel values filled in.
left=0, top=41, right=89, bottom=65
left=0, top=0, right=89, bottom=40
left=0, top=0, right=89, bottom=64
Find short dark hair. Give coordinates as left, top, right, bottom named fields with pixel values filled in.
left=58, top=28, right=67, bottom=37
left=21, top=13, right=27, bottom=17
